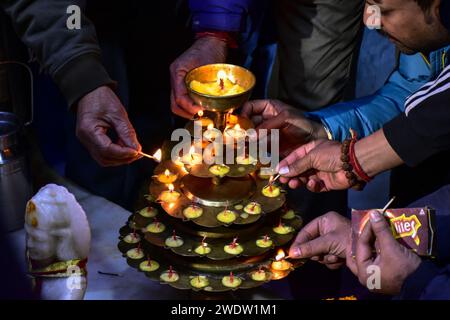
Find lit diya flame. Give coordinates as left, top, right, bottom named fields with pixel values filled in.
left=271, top=249, right=292, bottom=271
left=203, top=123, right=221, bottom=141
left=191, top=69, right=244, bottom=96
left=159, top=184, right=180, bottom=203
left=181, top=146, right=203, bottom=165
left=157, top=169, right=177, bottom=184
left=194, top=110, right=213, bottom=127
left=225, top=124, right=246, bottom=141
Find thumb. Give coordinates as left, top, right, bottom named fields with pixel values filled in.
left=367, top=210, right=397, bottom=249
left=278, top=153, right=314, bottom=178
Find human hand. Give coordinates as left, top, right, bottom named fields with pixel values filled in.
left=277, top=140, right=352, bottom=192
left=241, top=99, right=327, bottom=156
left=76, top=86, right=141, bottom=167
left=289, top=211, right=351, bottom=270
left=170, top=36, right=227, bottom=118
left=346, top=210, right=422, bottom=295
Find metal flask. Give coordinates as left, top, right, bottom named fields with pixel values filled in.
left=0, top=61, right=33, bottom=231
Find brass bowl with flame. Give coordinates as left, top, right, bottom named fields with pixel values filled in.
left=185, top=64, right=256, bottom=113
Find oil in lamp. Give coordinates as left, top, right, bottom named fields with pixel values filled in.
left=156, top=169, right=178, bottom=184
left=160, top=266, right=179, bottom=283
left=216, top=208, right=237, bottom=224
left=165, top=230, right=184, bottom=248
left=222, top=271, right=242, bottom=288
left=190, top=275, right=209, bottom=289
left=271, top=249, right=293, bottom=271
left=182, top=204, right=204, bottom=219
left=126, top=242, right=144, bottom=260
left=146, top=218, right=166, bottom=234
left=159, top=184, right=181, bottom=203
left=209, top=164, right=230, bottom=177
left=236, top=154, right=257, bottom=165
left=124, top=231, right=140, bottom=244
left=139, top=256, right=160, bottom=272
left=262, top=175, right=281, bottom=198
left=138, top=206, right=158, bottom=218
left=194, top=236, right=211, bottom=255
left=256, top=235, right=273, bottom=248
left=189, top=69, right=245, bottom=97
left=181, top=146, right=203, bottom=165
left=282, top=209, right=296, bottom=220
left=224, top=237, right=243, bottom=255
left=273, top=220, right=294, bottom=235
left=251, top=268, right=269, bottom=282
left=244, top=202, right=262, bottom=215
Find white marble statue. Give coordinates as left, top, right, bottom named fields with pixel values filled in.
left=24, top=184, right=91, bottom=300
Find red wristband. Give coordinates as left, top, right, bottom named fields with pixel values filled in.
left=348, top=129, right=373, bottom=183
left=196, top=31, right=238, bottom=49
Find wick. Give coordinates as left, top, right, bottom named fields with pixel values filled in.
left=251, top=202, right=257, bottom=211
left=169, top=265, right=174, bottom=278
left=201, top=236, right=207, bottom=247
left=172, top=230, right=177, bottom=241
left=264, top=235, right=269, bottom=242
left=230, top=272, right=234, bottom=283
left=147, top=255, right=152, bottom=266
left=220, top=78, right=225, bottom=90
left=231, top=237, right=238, bottom=248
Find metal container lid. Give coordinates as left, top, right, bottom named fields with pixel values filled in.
left=0, top=111, right=21, bottom=150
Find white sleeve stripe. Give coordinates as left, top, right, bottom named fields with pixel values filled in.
left=405, top=81, right=450, bottom=116
left=405, top=64, right=450, bottom=106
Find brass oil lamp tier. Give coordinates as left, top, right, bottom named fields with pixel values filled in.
left=117, top=64, right=305, bottom=294
left=185, top=63, right=256, bottom=130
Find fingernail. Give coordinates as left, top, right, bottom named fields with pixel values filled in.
left=279, top=167, right=289, bottom=175
left=370, top=210, right=383, bottom=222
left=292, top=247, right=302, bottom=258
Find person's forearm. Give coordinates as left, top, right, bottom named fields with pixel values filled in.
left=354, top=129, right=404, bottom=177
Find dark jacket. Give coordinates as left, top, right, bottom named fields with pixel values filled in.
left=0, top=0, right=113, bottom=107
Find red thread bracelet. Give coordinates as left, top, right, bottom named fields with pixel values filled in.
left=348, top=129, right=373, bottom=183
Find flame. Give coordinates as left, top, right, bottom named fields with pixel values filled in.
left=207, top=123, right=214, bottom=130
left=275, top=249, right=286, bottom=261
left=234, top=124, right=241, bottom=130
left=189, top=145, right=195, bottom=154
left=198, top=110, right=204, bottom=118
left=217, top=70, right=227, bottom=84
left=269, top=175, right=275, bottom=184
left=168, top=184, right=175, bottom=192
left=153, top=149, right=162, bottom=162
left=164, top=169, right=171, bottom=177
left=168, top=202, right=175, bottom=210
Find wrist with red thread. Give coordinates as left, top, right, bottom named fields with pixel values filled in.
left=348, top=129, right=373, bottom=183
left=195, top=31, right=238, bottom=49
left=341, top=129, right=366, bottom=191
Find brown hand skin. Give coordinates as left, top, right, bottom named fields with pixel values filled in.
left=170, top=36, right=227, bottom=119
left=241, top=99, right=327, bottom=156
left=346, top=210, right=422, bottom=295
left=277, top=140, right=351, bottom=192
left=76, top=86, right=141, bottom=167
left=289, top=211, right=351, bottom=270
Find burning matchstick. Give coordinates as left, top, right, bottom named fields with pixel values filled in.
left=138, top=149, right=162, bottom=162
